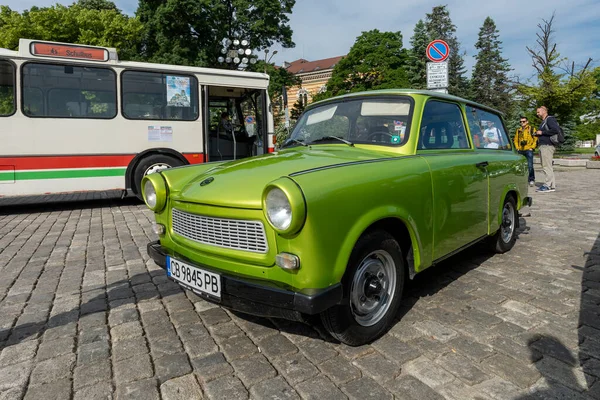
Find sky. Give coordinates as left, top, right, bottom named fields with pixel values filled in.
left=4, top=0, right=600, bottom=82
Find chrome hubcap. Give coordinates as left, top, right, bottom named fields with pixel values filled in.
left=144, top=163, right=170, bottom=176
left=501, top=202, right=515, bottom=243
left=350, top=250, right=396, bottom=326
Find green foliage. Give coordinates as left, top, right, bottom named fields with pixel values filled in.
left=77, top=0, right=120, bottom=11
left=574, top=120, right=600, bottom=141
left=516, top=14, right=596, bottom=151
left=249, top=60, right=300, bottom=133
left=425, top=5, right=468, bottom=97
left=470, top=17, right=512, bottom=115
left=406, top=19, right=428, bottom=89
left=315, top=29, right=409, bottom=101
left=290, top=98, right=305, bottom=120
left=136, top=0, right=295, bottom=67
left=0, top=3, right=143, bottom=59
left=574, top=67, right=600, bottom=142
left=0, top=87, right=14, bottom=115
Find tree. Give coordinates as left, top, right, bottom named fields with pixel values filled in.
left=313, top=29, right=409, bottom=101
left=249, top=60, right=300, bottom=144
left=406, top=19, right=428, bottom=89
left=425, top=5, right=468, bottom=97
left=574, top=66, right=600, bottom=142
left=0, top=2, right=143, bottom=59
left=77, top=0, right=119, bottom=11
left=470, top=17, right=512, bottom=115
left=290, top=98, right=305, bottom=120
left=136, top=0, right=295, bottom=67
left=517, top=13, right=596, bottom=151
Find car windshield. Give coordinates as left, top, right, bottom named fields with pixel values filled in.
left=286, top=97, right=413, bottom=147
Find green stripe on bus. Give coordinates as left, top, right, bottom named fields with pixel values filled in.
left=0, top=168, right=127, bottom=181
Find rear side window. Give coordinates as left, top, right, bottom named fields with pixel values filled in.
left=0, top=60, right=15, bottom=116
left=22, top=63, right=117, bottom=118
left=466, top=106, right=511, bottom=150
left=121, top=71, right=198, bottom=121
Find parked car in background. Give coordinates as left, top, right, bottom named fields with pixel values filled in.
left=143, top=89, right=532, bottom=345
left=595, top=143, right=600, bottom=156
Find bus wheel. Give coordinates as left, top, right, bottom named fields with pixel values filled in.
left=133, top=154, right=183, bottom=201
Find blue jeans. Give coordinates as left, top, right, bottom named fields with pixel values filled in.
left=519, top=150, right=535, bottom=182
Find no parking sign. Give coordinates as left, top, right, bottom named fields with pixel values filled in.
left=426, top=39, right=450, bottom=62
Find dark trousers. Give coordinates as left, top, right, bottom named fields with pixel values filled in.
left=519, top=150, right=535, bottom=182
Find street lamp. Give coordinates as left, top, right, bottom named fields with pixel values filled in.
left=263, top=49, right=278, bottom=73
left=218, top=38, right=257, bottom=70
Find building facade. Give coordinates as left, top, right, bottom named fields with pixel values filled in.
left=283, top=56, right=344, bottom=108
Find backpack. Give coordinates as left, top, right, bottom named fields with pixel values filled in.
left=543, top=116, right=566, bottom=145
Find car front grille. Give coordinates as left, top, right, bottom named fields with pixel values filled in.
left=171, top=208, right=268, bottom=253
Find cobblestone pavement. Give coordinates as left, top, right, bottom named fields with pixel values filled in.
left=0, top=168, right=599, bottom=400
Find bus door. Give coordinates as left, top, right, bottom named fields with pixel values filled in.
left=203, top=85, right=267, bottom=162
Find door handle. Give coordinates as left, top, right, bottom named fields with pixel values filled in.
left=476, top=161, right=489, bottom=168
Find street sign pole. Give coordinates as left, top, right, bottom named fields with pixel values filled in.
left=425, top=39, right=450, bottom=94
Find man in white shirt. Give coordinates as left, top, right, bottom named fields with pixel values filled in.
left=483, top=121, right=500, bottom=149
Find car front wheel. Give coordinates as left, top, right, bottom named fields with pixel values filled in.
left=320, top=230, right=405, bottom=346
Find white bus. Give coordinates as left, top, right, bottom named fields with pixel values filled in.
left=0, top=39, right=275, bottom=200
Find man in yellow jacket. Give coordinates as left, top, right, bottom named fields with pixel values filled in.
left=514, top=116, right=538, bottom=186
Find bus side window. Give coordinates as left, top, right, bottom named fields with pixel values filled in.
left=0, top=60, right=16, bottom=116
left=22, top=63, right=117, bottom=119
left=122, top=71, right=199, bottom=121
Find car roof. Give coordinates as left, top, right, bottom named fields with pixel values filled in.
left=308, top=89, right=503, bottom=116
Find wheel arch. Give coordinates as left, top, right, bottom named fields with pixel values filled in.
left=335, top=210, right=424, bottom=284
left=126, top=148, right=189, bottom=195
left=495, top=187, right=519, bottom=230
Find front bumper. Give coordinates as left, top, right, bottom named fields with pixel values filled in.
left=147, top=241, right=343, bottom=321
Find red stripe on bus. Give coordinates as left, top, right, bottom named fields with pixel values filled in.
left=0, top=155, right=136, bottom=170
left=0, top=153, right=207, bottom=170
left=182, top=153, right=205, bottom=164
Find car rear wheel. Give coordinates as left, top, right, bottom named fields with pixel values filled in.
left=320, top=230, right=405, bottom=346
left=488, top=195, right=518, bottom=253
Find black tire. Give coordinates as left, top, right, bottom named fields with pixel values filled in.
left=488, top=195, right=518, bottom=253
left=320, top=230, right=405, bottom=346
left=133, top=154, right=183, bottom=201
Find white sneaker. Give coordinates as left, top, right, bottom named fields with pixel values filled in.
left=529, top=181, right=534, bottom=187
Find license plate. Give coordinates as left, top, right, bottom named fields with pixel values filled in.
left=166, top=256, right=221, bottom=298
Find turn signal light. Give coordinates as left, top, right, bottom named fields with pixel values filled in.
left=276, top=253, right=300, bottom=270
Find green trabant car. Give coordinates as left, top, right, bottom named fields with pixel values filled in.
left=143, top=89, right=532, bottom=346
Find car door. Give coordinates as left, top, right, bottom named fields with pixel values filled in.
left=417, top=100, right=489, bottom=261
left=466, top=105, right=520, bottom=233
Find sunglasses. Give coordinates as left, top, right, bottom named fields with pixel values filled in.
left=520, top=120, right=527, bottom=123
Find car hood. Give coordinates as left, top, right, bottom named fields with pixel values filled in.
left=173, top=145, right=398, bottom=209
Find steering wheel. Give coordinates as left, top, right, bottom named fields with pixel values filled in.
left=367, top=131, right=393, bottom=142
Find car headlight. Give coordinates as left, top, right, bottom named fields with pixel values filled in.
left=263, top=178, right=306, bottom=236
left=142, top=174, right=167, bottom=212
left=144, top=180, right=157, bottom=208
left=266, top=188, right=292, bottom=230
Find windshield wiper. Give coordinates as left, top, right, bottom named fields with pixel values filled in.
left=282, top=138, right=308, bottom=148
left=310, top=136, right=354, bottom=147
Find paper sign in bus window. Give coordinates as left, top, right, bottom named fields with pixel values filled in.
left=166, top=76, right=191, bottom=107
